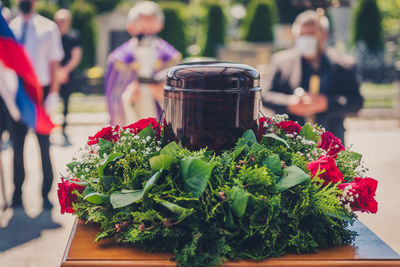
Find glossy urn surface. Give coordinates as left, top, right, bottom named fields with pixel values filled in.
left=164, top=62, right=261, bottom=153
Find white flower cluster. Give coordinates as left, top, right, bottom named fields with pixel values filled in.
left=74, top=143, right=100, bottom=165
left=338, top=184, right=358, bottom=211
left=272, top=114, right=289, bottom=123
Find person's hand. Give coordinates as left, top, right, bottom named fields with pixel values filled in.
left=149, top=83, right=164, bottom=103
left=127, top=81, right=141, bottom=104
left=309, top=94, right=328, bottom=114
left=58, top=67, right=70, bottom=84
left=44, top=92, right=60, bottom=115
left=287, top=95, right=316, bottom=116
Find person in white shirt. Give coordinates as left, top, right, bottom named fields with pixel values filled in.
left=8, top=0, right=64, bottom=210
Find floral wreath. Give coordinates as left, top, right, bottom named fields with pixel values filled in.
left=58, top=115, right=377, bottom=267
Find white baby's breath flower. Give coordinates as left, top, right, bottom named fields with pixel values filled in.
left=103, top=153, right=107, bottom=158
left=156, top=147, right=161, bottom=151
left=142, top=139, right=147, bottom=144
left=134, top=135, right=140, bottom=140
left=80, top=175, right=85, bottom=179
left=146, top=136, right=151, bottom=142
left=73, top=167, right=77, bottom=173
left=85, top=168, right=89, bottom=172
left=344, top=203, right=351, bottom=211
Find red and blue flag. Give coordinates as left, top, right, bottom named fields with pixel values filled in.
left=0, top=12, right=54, bottom=135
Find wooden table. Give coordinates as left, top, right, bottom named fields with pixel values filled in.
left=61, top=219, right=400, bottom=266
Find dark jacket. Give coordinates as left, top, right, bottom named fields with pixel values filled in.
left=261, top=48, right=363, bottom=142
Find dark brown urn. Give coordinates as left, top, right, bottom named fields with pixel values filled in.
left=163, top=62, right=261, bottom=153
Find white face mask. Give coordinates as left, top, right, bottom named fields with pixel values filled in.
left=295, top=35, right=318, bottom=57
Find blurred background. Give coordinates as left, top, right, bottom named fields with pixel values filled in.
left=0, top=0, right=400, bottom=266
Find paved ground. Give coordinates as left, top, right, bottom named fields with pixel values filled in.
left=0, top=115, right=399, bottom=267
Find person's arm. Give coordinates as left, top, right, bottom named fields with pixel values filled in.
left=49, top=60, right=60, bottom=93
left=261, top=58, right=315, bottom=116
left=60, top=46, right=82, bottom=84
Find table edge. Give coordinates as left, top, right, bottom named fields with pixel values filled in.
left=61, top=218, right=79, bottom=266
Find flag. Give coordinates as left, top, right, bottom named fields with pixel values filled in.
left=0, top=11, right=54, bottom=135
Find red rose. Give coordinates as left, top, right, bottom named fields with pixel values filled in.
left=318, top=131, right=345, bottom=157
left=123, top=117, right=161, bottom=138
left=278, top=121, right=301, bottom=135
left=308, top=155, right=344, bottom=185
left=338, top=177, right=378, bottom=213
left=258, top=117, right=274, bottom=142
left=88, top=125, right=120, bottom=145
left=57, top=179, right=86, bottom=214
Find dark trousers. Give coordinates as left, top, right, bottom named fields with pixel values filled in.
left=6, top=86, right=54, bottom=202
left=10, top=120, right=53, bottom=201
left=60, top=77, right=75, bottom=132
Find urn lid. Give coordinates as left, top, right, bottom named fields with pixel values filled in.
left=165, top=62, right=261, bottom=91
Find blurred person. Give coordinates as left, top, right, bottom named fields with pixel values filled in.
left=1, top=5, right=11, bottom=22
left=262, top=10, right=363, bottom=143
left=105, top=1, right=181, bottom=126
left=8, top=0, right=64, bottom=209
left=54, top=9, right=82, bottom=145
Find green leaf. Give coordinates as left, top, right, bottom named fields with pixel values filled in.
left=66, top=161, right=81, bottom=172
left=230, top=145, right=245, bottom=161
left=229, top=186, right=249, bottom=218
left=138, top=124, right=155, bottom=139
left=110, top=190, right=144, bottom=209
left=143, top=171, right=162, bottom=196
left=101, top=176, right=116, bottom=191
left=159, top=200, right=195, bottom=222
left=300, top=123, right=320, bottom=143
left=237, top=129, right=257, bottom=148
left=276, top=166, right=310, bottom=192
left=109, top=171, right=162, bottom=209
left=225, top=207, right=235, bottom=229
left=98, top=152, right=123, bottom=177
left=261, top=133, right=290, bottom=148
left=181, top=157, right=215, bottom=198
left=149, top=155, right=176, bottom=171
left=231, top=130, right=257, bottom=160
left=261, top=154, right=282, bottom=176
left=84, top=192, right=108, bottom=204
left=160, top=141, right=180, bottom=155
left=326, top=211, right=353, bottom=224
left=98, top=138, right=114, bottom=156
left=83, top=186, right=94, bottom=196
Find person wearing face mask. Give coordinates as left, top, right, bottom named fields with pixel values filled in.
left=8, top=0, right=64, bottom=209
left=105, top=1, right=181, bottom=126
left=261, top=10, right=363, bottom=143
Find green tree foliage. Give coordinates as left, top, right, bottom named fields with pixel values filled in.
left=274, top=0, right=306, bottom=24
left=35, top=1, right=59, bottom=20
left=86, top=0, right=122, bottom=14
left=71, top=0, right=97, bottom=70
left=377, top=0, right=400, bottom=37
left=1, top=0, right=13, bottom=8
left=202, top=3, right=226, bottom=58
left=159, top=2, right=187, bottom=58
left=352, top=0, right=383, bottom=52
left=242, top=0, right=277, bottom=42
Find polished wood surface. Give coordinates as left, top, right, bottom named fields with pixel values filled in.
left=61, top=219, right=400, bottom=266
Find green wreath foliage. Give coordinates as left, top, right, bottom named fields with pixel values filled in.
left=63, top=117, right=363, bottom=267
